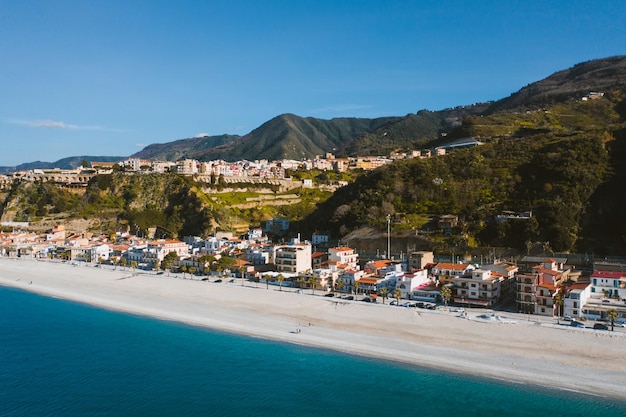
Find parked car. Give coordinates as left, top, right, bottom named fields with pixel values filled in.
left=324, top=293, right=335, bottom=297
left=570, top=321, right=585, bottom=328
left=562, top=315, right=572, bottom=321
left=593, top=323, right=609, bottom=330
left=214, top=279, right=222, bottom=283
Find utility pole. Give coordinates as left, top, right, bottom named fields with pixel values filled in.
left=387, top=214, right=391, bottom=260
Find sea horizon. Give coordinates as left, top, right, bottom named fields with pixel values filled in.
left=1, top=285, right=625, bottom=416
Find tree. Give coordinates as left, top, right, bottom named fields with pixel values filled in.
left=440, top=286, right=452, bottom=307
left=298, top=275, right=306, bottom=289
left=188, top=266, right=196, bottom=278
left=263, top=274, right=271, bottom=290
left=277, top=274, right=284, bottom=291
left=335, top=279, right=344, bottom=294
left=181, top=264, right=188, bottom=278
left=130, top=261, right=138, bottom=271
left=354, top=281, right=360, bottom=300
left=607, top=309, right=619, bottom=331
left=553, top=292, right=564, bottom=319
left=379, top=287, right=389, bottom=304
left=309, top=276, right=318, bottom=295
left=393, top=289, right=402, bottom=306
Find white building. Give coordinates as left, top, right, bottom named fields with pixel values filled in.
left=451, top=269, right=502, bottom=308
left=328, top=247, right=359, bottom=270
left=395, top=269, right=430, bottom=300
left=274, top=238, right=312, bottom=274
left=563, top=283, right=592, bottom=319
left=338, top=269, right=365, bottom=294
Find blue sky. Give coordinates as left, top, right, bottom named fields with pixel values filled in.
left=1, top=0, right=624, bottom=166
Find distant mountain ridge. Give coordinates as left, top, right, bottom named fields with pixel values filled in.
left=3, top=56, right=625, bottom=170
left=0, top=156, right=125, bottom=175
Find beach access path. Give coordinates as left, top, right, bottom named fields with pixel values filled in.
left=1, top=257, right=625, bottom=400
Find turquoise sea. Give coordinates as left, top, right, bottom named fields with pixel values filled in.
left=1, top=286, right=624, bottom=416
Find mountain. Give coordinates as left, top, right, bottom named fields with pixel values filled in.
left=486, top=56, right=626, bottom=114
left=131, top=134, right=240, bottom=161
left=0, top=156, right=125, bottom=175
left=7, top=56, right=625, bottom=169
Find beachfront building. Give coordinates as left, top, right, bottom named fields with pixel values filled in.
left=516, top=259, right=570, bottom=315
left=563, top=283, right=592, bottom=319
left=90, top=243, right=112, bottom=263
left=431, top=262, right=475, bottom=285
left=394, top=268, right=430, bottom=300
left=580, top=268, right=626, bottom=320
left=138, top=239, right=190, bottom=265
left=451, top=269, right=502, bottom=308
left=338, top=268, right=365, bottom=295
left=313, top=267, right=339, bottom=291
left=480, top=261, right=519, bottom=297
left=274, top=238, right=312, bottom=274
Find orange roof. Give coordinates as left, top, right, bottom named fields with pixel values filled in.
left=331, top=247, right=353, bottom=252
left=368, top=259, right=392, bottom=269
left=358, top=277, right=378, bottom=285
left=435, top=262, right=470, bottom=271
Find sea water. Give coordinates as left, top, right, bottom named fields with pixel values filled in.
left=1, top=286, right=624, bottom=417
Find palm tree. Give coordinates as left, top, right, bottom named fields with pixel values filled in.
left=298, top=275, right=306, bottom=290
left=607, top=308, right=619, bottom=331
left=309, top=276, right=318, bottom=295
left=188, top=266, right=196, bottom=278
left=379, top=287, right=389, bottom=304
left=393, top=289, right=402, bottom=306
left=181, top=264, right=188, bottom=278
left=277, top=274, right=284, bottom=291
left=240, top=266, right=246, bottom=286
left=440, top=286, right=452, bottom=308
left=263, top=274, right=271, bottom=290
left=553, top=292, right=564, bottom=320
left=335, top=279, right=344, bottom=295
left=354, top=281, right=360, bottom=301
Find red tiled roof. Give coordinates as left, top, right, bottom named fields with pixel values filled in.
left=591, top=270, right=625, bottom=279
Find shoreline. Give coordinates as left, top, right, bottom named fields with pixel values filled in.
left=2, top=257, right=625, bottom=401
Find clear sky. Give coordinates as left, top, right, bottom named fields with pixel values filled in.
left=1, top=0, right=624, bottom=166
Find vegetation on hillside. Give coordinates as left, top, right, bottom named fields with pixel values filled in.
left=301, top=94, right=626, bottom=255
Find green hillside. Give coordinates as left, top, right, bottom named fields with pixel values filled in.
left=300, top=93, right=626, bottom=255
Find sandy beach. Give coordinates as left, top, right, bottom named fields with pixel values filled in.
left=1, top=257, right=625, bottom=400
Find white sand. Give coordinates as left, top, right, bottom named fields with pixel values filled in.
left=2, top=257, right=625, bottom=400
